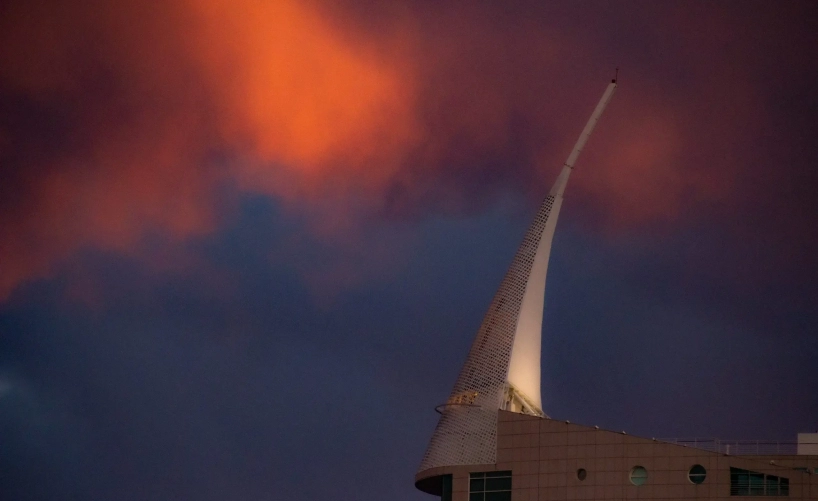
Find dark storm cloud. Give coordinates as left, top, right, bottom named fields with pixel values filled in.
left=0, top=200, right=433, bottom=500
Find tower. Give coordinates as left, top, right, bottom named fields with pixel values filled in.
left=418, top=79, right=618, bottom=476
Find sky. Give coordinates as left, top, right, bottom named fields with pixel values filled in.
left=1, top=0, right=817, bottom=499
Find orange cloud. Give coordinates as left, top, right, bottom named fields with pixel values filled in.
left=183, top=0, right=420, bottom=193
left=0, top=0, right=421, bottom=299
left=0, top=0, right=807, bottom=300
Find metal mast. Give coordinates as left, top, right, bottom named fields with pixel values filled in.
left=418, top=78, right=618, bottom=473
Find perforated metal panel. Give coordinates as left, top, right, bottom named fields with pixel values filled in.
left=417, top=81, right=617, bottom=474
left=418, top=194, right=557, bottom=471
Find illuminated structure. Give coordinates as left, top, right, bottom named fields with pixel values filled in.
left=418, top=79, right=617, bottom=473
left=415, top=80, right=818, bottom=500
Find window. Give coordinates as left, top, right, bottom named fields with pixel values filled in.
left=629, top=466, right=648, bottom=486
left=688, top=464, right=707, bottom=484
left=441, top=474, right=452, bottom=501
left=730, top=467, right=789, bottom=496
left=766, top=476, right=782, bottom=496
left=470, top=471, right=512, bottom=501
left=749, top=472, right=764, bottom=496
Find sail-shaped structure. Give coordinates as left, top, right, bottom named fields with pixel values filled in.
left=418, top=80, right=618, bottom=475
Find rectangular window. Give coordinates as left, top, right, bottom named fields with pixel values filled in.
left=470, top=471, right=512, bottom=501
left=766, top=475, right=779, bottom=496
left=730, top=467, right=789, bottom=497
left=749, top=472, right=764, bottom=496
left=441, top=474, right=452, bottom=501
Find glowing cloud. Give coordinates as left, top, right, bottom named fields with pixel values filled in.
left=1, top=0, right=812, bottom=300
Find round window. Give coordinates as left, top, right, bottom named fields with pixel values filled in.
left=629, top=466, right=648, bottom=486
left=577, top=468, right=587, bottom=481
left=688, top=464, right=707, bottom=484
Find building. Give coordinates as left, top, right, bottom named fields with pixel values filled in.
left=414, top=79, right=818, bottom=500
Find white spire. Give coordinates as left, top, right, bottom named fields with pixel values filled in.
left=505, top=79, right=617, bottom=414
left=550, top=80, right=618, bottom=198
left=418, top=79, right=617, bottom=473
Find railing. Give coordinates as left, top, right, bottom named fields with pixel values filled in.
left=658, top=438, right=798, bottom=456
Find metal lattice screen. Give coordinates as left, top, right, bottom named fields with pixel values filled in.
left=418, top=195, right=556, bottom=471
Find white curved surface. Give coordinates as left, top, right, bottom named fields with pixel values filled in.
left=418, top=81, right=617, bottom=472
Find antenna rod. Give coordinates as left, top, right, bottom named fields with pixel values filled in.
left=549, top=78, right=618, bottom=197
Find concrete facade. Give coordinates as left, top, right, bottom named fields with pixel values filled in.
left=416, top=411, right=818, bottom=500
left=798, top=435, right=818, bottom=456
